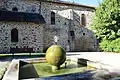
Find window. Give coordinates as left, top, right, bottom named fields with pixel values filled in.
left=31, top=5, right=36, bottom=12
left=11, top=28, right=18, bottom=42
left=69, top=31, right=75, bottom=36
left=51, top=11, right=55, bottom=25
left=12, top=7, right=18, bottom=12
left=81, top=14, right=86, bottom=26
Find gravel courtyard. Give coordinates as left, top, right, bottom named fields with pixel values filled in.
left=0, top=60, right=10, bottom=80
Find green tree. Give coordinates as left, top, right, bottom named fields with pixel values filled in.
left=91, top=0, right=120, bottom=52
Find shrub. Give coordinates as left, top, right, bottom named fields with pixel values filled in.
left=100, top=38, right=120, bottom=53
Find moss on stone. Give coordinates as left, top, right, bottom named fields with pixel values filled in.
left=46, top=45, right=66, bottom=70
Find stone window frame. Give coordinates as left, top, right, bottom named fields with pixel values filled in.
left=51, top=11, right=55, bottom=25
left=11, top=28, right=18, bottom=42
left=81, top=14, right=86, bottom=26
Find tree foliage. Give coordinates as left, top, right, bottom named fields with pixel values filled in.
left=100, top=38, right=120, bottom=52
left=91, top=0, right=120, bottom=52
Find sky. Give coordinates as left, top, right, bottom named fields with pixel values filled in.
left=61, top=0, right=103, bottom=6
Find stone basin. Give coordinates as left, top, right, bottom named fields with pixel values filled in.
left=2, top=58, right=95, bottom=80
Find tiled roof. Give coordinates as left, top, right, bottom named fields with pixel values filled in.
left=0, top=10, right=46, bottom=23
left=41, top=0, right=95, bottom=9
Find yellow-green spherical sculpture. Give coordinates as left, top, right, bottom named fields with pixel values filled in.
left=46, top=45, right=66, bottom=70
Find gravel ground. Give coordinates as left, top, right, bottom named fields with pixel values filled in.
left=0, top=62, right=10, bottom=79
left=0, top=58, right=11, bottom=80
left=91, top=69, right=120, bottom=80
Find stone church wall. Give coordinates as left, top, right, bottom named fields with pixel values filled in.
left=0, top=0, right=43, bottom=53
left=0, top=0, right=40, bottom=13
left=0, top=22, right=43, bottom=53
left=41, top=1, right=98, bottom=51
left=0, top=0, right=98, bottom=53
left=41, top=2, right=70, bottom=51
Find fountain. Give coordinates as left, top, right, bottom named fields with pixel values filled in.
left=2, top=45, right=95, bottom=80
left=45, top=45, right=66, bottom=71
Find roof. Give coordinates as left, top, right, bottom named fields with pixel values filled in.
left=41, top=0, right=95, bottom=9
left=0, top=10, right=46, bottom=23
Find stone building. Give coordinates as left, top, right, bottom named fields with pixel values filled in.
left=0, top=0, right=98, bottom=53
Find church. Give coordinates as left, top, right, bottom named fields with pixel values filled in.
left=0, top=0, right=98, bottom=53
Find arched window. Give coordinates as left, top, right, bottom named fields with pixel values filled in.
left=11, top=28, right=18, bottom=42
left=51, top=11, right=55, bottom=25
left=12, top=7, right=18, bottom=12
left=81, top=14, right=86, bottom=26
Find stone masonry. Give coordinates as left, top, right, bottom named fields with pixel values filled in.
left=41, top=1, right=97, bottom=52
left=0, top=0, right=98, bottom=53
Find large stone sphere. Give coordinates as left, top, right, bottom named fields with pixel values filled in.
left=46, top=45, right=66, bottom=68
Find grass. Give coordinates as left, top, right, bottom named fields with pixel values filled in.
left=33, top=61, right=95, bottom=77
left=0, top=53, right=45, bottom=58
